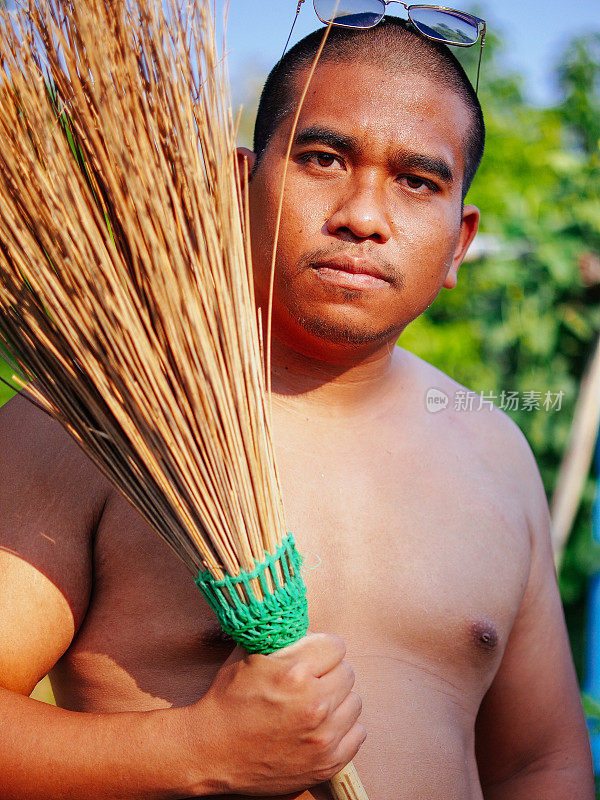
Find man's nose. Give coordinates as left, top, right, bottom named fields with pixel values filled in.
left=325, top=176, right=393, bottom=243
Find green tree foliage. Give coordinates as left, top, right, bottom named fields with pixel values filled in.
left=559, top=33, right=600, bottom=156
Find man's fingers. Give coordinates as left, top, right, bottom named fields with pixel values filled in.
left=329, top=720, right=368, bottom=773
left=317, top=660, right=356, bottom=711
left=324, top=691, right=363, bottom=745
left=268, top=632, right=347, bottom=677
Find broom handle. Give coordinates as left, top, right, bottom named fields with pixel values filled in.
left=328, top=760, right=369, bottom=800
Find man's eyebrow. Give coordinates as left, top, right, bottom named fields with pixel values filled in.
left=293, top=125, right=360, bottom=153
left=293, top=125, right=455, bottom=184
left=393, top=152, right=454, bottom=184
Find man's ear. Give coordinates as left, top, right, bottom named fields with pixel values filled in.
left=236, top=147, right=256, bottom=190
left=443, top=204, right=480, bottom=289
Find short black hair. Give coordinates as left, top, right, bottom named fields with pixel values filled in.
left=253, top=17, right=485, bottom=200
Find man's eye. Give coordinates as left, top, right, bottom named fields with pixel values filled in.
left=299, top=152, right=344, bottom=170
left=400, top=175, right=438, bottom=192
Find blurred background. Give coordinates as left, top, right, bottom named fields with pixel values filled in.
left=1, top=0, right=599, bottom=791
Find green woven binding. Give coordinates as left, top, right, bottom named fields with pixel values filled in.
left=194, top=533, right=309, bottom=654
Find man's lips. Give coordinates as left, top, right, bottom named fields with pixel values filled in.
left=310, top=255, right=391, bottom=290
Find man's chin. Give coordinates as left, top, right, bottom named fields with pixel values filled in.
left=294, top=313, right=401, bottom=348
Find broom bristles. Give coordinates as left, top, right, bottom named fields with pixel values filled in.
left=0, top=0, right=287, bottom=588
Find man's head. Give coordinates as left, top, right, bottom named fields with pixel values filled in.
left=239, top=17, right=483, bottom=362
left=254, top=18, right=484, bottom=201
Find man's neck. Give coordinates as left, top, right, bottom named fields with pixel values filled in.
left=268, top=335, right=405, bottom=416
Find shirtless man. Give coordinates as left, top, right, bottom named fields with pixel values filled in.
left=0, top=15, right=594, bottom=800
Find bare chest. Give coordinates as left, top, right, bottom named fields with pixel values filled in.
left=274, top=417, right=530, bottom=692
left=53, top=415, right=531, bottom=717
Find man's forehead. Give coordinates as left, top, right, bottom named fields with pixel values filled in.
left=278, top=59, right=469, bottom=172
left=294, top=59, right=468, bottom=128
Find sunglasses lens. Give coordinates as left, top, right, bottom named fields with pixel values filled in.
left=313, top=0, right=385, bottom=28
left=409, top=7, right=479, bottom=45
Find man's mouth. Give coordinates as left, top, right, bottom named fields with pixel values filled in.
left=310, top=255, right=391, bottom=290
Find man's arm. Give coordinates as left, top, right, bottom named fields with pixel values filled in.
left=0, top=393, right=202, bottom=799
left=0, top=394, right=365, bottom=799
left=475, top=419, right=594, bottom=799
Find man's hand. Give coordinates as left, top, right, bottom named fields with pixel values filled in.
left=183, top=632, right=366, bottom=796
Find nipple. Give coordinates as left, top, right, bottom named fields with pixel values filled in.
left=470, top=620, right=498, bottom=652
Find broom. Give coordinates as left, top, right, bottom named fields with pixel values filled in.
left=0, top=0, right=367, bottom=797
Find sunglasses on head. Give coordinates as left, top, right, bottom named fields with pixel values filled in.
left=282, top=0, right=487, bottom=94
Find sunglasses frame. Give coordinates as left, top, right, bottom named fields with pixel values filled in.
left=283, top=0, right=486, bottom=93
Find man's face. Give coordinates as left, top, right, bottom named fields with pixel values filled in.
left=243, top=60, right=479, bottom=360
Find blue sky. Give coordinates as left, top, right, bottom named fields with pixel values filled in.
left=218, top=0, right=599, bottom=107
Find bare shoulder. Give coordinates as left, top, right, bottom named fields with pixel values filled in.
left=0, top=389, right=112, bottom=509
left=0, top=391, right=112, bottom=649
left=0, top=391, right=114, bottom=692
left=396, top=347, right=545, bottom=529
